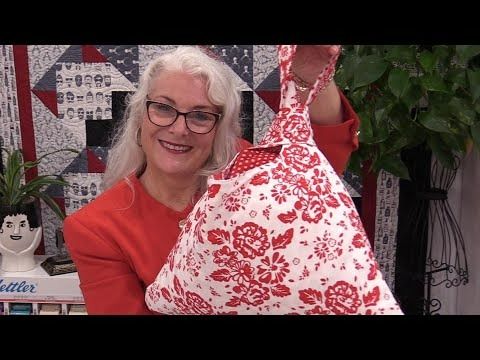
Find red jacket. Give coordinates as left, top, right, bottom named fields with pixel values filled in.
left=64, top=92, right=359, bottom=314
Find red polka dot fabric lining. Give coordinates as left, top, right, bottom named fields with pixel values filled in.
left=228, top=146, right=281, bottom=178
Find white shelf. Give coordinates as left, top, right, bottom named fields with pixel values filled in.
left=0, top=255, right=84, bottom=304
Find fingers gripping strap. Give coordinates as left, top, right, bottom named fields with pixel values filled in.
left=278, top=45, right=340, bottom=107
left=229, top=46, right=339, bottom=178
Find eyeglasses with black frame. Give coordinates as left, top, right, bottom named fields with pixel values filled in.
left=146, top=100, right=221, bottom=134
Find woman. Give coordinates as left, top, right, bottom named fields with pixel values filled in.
left=63, top=45, right=360, bottom=314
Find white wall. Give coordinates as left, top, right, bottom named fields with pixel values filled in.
left=430, top=149, right=480, bottom=314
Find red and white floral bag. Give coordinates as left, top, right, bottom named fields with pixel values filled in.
left=145, top=45, right=403, bottom=315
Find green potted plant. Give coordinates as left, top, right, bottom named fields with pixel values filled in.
left=0, top=147, right=76, bottom=272
left=335, top=45, right=480, bottom=179
left=335, top=45, right=480, bottom=314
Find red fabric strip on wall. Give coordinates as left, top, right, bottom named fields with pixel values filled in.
left=361, top=160, right=377, bottom=249
left=13, top=45, right=45, bottom=254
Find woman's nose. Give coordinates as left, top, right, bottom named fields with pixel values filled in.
left=168, top=114, right=189, bottom=135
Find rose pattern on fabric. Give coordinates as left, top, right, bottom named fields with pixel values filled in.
left=146, top=45, right=403, bottom=315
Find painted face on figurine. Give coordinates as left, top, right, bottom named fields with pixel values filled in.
left=0, top=215, right=38, bottom=253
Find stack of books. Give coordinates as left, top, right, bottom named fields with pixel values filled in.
left=39, top=303, right=61, bottom=315
left=9, top=303, right=32, bottom=315
left=68, top=304, right=87, bottom=315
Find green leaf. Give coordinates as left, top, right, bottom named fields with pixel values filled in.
left=334, top=68, right=348, bottom=88
left=340, top=53, right=360, bottom=83
left=448, top=97, right=476, bottom=126
left=446, top=69, right=467, bottom=88
left=375, top=155, right=410, bottom=180
left=389, top=103, right=414, bottom=131
left=0, top=147, right=77, bottom=211
left=358, top=111, right=374, bottom=143
left=433, top=46, right=453, bottom=70
left=3, top=149, right=23, bottom=204
left=349, top=87, right=368, bottom=108
left=467, top=69, right=480, bottom=102
left=433, top=45, right=450, bottom=57
left=448, top=122, right=471, bottom=140
left=373, top=99, right=395, bottom=140
left=375, top=106, right=389, bottom=124
left=472, top=121, right=480, bottom=150
left=353, top=55, right=389, bottom=89
left=419, top=111, right=451, bottom=133
left=14, top=176, right=68, bottom=205
left=385, top=46, right=417, bottom=64
left=371, top=113, right=390, bottom=144
left=401, top=83, right=424, bottom=110
left=440, top=133, right=466, bottom=153
left=420, top=74, right=449, bottom=92
left=408, top=131, right=428, bottom=150
left=456, top=45, right=480, bottom=64
left=388, top=68, right=410, bottom=98
left=429, top=92, right=454, bottom=113
left=428, top=136, right=455, bottom=169
left=30, top=190, right=66, bottom=220
left=354, top=45, right=365, bottom=56
left=383, top=133, right=411, bottom=155
left=419, top=50, right=436, bottom=74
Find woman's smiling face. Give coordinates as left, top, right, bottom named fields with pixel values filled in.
left=141, top=70, right=219, bottom=178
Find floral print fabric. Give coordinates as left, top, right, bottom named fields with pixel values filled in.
left=145, top=46, right=403, bottom=315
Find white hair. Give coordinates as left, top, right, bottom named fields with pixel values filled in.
left=102, top=46, right=242, bottom=194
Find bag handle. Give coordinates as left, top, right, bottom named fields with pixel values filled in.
left=279, top=45, right=339, bottom=108
left=259, top=45, right=339, bottom=147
